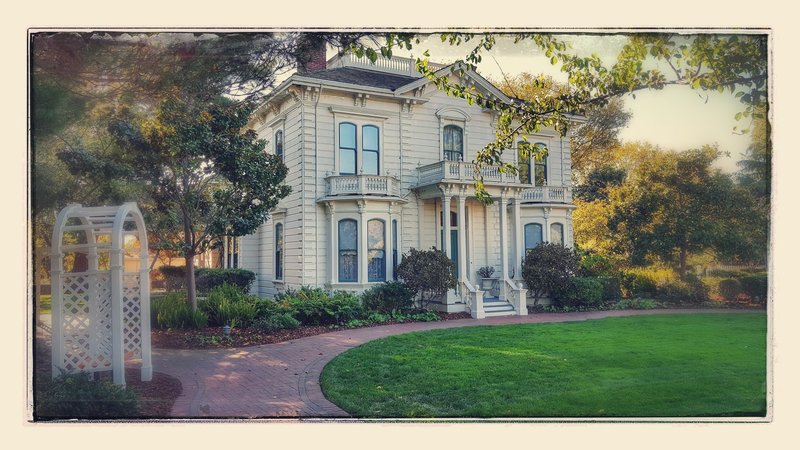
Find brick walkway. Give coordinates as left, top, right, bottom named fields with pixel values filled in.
left=152, top=309, right=747, bottom=418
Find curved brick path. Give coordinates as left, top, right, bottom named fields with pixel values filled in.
left=152, top=309, right=752, bottom=418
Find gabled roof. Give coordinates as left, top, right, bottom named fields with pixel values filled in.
left=299, top=67, right=420, bottom=91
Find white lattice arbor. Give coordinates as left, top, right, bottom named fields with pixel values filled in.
left=50, top=203, right=152, bottom=385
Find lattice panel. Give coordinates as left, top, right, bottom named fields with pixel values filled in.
left=123, top=274, right=143, bottom=358
left=59, top=274, right=114, bottom=373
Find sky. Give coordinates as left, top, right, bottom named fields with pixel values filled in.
left=386, top=33, right=754, bottom=172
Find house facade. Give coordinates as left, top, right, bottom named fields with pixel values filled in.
left=235, top=51, right=576, bottom=318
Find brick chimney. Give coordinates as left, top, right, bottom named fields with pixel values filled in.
left=296, top=34, right=328, bottom=73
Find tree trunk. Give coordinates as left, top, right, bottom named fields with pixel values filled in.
left=186, top=251, right=197, bottom=311
left=678, top=246, right=688, bottom=278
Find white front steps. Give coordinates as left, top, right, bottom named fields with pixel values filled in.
left=482, top=297, right=516, bottom=317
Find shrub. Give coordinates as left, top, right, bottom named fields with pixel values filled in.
left=477, top=266, right=495, bottom=278
left=655, top=275, right=708, bottom=304
left=279, top=287, right=364, bottom=325
left=200, top=284, right=258, bottom=328
left=158, top=265, right=186, bottom=292
left=151, top=292, right=208, bottom=329
left=740, top=273, right=768, bottom=303
left=396, top=247, right=457, bottom=309
left=555, top=276, right=604, bottom=307
left=718, top=278, right=743, bottom=302
left=598, top=276, right=623, bottom=302
left=37, top=372, right=139, bottom=419
left=361, top=281, right=416, bottom=313
left=195, top=268, right=256, bottom=293
left=621, top=267, right=675, bottom=298
left=252, top=313, right=301, bottom=332
left=578, top=252, right=617, bottom=277
left=612, top=298, right=659, bottom=310
left=521, top=243, right=579, bottom=305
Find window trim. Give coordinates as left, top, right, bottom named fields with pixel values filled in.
left=338, top=122, right=358, bottom=176
left=524, top=222, right=544, bottom=253
left=337, top=218, right=359, bottom=283
left=333, top=115, right=385, bottom=176
left=274, top=223, right=284, bottom=280
left=274, top=129, right=284, bottom=162
left=550, top=222, right=564, bottom=246
left=362, top=124, right=380, bottom=175
left=367, top=218, right=386, bottom=282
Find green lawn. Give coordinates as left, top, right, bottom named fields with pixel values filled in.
left=320, top=313, right=767, bottom=418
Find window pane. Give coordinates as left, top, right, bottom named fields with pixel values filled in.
left=338, top=219, right=358, bottom=282
left=524, top=223, right=543, bottom=250
left=392, top=220, right=398, bottom=280
left=362, top=150, right=378, bottom=175
left=339, top=220, right=358, bottom=250
left=367, top=219, right=385, bottom=250
left=550, top=223, right=564, bottom=245
left=275, top=224, right=283, bottom=279
left=535, top=163, right=547, bottom=186
left=443, top=125, right=463, bottom=160
left=339, top=123, right=356, bottom=149
left=340, top=149, right=356, bottom=175
left=518, top=143, right=531, bottom=184
left=368, top=250, right=385, bottom=282
left=363, top=125, right=379, bottom=151
left=275, top=130, right=283, bottom=159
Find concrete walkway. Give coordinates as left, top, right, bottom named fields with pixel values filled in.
left=152, top=309, right=749, bottom=418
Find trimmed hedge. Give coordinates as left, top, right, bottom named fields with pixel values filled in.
left=361, top=281, right=416, bottom=313
left=158, top=265, right=186, bottom=292
left=37, top=372, right=139, bottom=419
left=195, top=268, right=256, bottom=293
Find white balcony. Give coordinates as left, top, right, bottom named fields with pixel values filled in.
left=417, top=160, right=520, bottom=186
left=521, top=186, right=572, bottom=203
left=325, top=174, right=401, bottom=198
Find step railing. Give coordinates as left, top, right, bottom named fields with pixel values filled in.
left=503, top=278, right=528, bottom=316
left=460, top=279, right=486, bottom=319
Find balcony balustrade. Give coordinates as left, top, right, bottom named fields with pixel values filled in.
left=325, top=174, right=401, bottom=197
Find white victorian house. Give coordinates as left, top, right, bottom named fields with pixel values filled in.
left=234, top=50, right=577, bottom=318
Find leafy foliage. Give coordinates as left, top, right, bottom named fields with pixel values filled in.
left=195, top=268, right=256, bottom=293
left=361, top=281, right=416, bottom=313
left=200, top=284, right=259, bottom=328
left=151, top=292, right=209, bottom=329
left=554, top=276, right=604, bottom=308
left=719, top=278, right=743, bottom=302
left=740, top=273, right=768, bottom=304
left=521, top=243, right=579, bottom=305
left=252, top=313, right=301, bottom=333
left=158, top=265, right=186, bottom=292
left=277, top=287, right=364, bottom=326
left=395, top=247, right=457, bottom=308
left=37, top=372, right=140, bottom=419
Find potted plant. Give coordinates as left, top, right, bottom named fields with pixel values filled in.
left=477, top=266, right=496, bottom=290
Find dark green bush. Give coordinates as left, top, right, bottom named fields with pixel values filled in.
left=655, top=276, right=708, bottom=304
left=195, top=268, right=256, bottom=293
left=252, top=313, right=301, bottom=332
left=361, top=281, right=416, bottom=313
left=152, top=292, right=208, bottom=329
left=279, top=286, right=364, bottom=325
left=598, top=276, right=623, bottom=302
left=740, top=273, right=768, bottom=303
left=612, top=298, right=659, bottom=310
left=37, top=372, right=139, bottom=419
left=395, top=247, right=457, bottom=309
left=200, top=284, right=258, bottom=328
left=555, top=276, right=604, bottom=307
left=158, top=265, right=186, bottom=292
left=718, top=278, right=743, bottom=302
left=521, top=243, right=579, bottom=305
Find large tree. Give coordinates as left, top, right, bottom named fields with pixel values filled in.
left=60, top=94, right=290, bottom=310
left=606, top=145, right=764, bottom=276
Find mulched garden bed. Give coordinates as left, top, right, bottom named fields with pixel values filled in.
left=152, top=311, right=473, bottom=350
left=32, top=340, right=183, bottom=420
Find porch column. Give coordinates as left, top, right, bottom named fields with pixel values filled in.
left=457, top=192, right=467, bottom=284
left=512, top=195, right=523, bottom=280
left=498, top=189, right=509, bottom=280
left=326, top=202, right=336, bottom=286
left=441, top=189, right=451, bottom=258
left=358, top=200, right=367, bottom=284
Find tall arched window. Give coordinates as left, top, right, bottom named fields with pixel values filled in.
left=338, top=219, right=358, bottom=282
left=362, top=125, right=379, bottom=175
left=275, top=223, right=284, bottom=280
left=392, top=219, right=399, bottom=280
left=534, top=142, right=548, bottom=186
left=443, top=125, right=463, bottom=161
left=550, top=223, right=564, bottom=245
left=339, top=123, right=357, bottom=175
left=275, top=130, right=284, bottom=161
left=518, top=141, right=532, bottom=184
left=367, top=219, right=386, bottom=282
left=524, top=223, right=543, bottom=253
